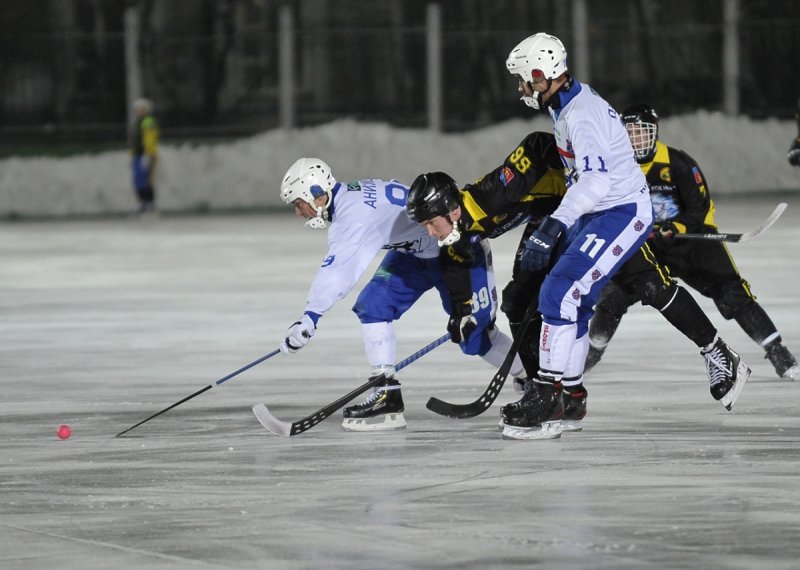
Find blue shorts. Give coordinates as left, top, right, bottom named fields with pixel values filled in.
left=352, top=244, right=499, bottom=356
left=539, top=202, right=652, bottom=337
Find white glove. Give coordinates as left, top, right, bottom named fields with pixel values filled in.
left=280, top=314, right=316, bottom=354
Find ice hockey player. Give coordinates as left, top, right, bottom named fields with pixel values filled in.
left=409, top=128, right=752, bottom=441
left=276, top=158, right=526, bottom=432
left=494, top=32, right=653, bottom=439
left=586, top=104, right=799, bottom=381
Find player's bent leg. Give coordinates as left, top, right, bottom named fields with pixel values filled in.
left=475, top=326, right=526, bottom=379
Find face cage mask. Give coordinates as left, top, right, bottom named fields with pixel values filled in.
left=625, top=122, right=658, bottom=161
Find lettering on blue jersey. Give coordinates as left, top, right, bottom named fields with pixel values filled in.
left=361, top=179, right=377, bottom=209
left=384, top=182, right=408, bottom=206
left=321, top=255, right=335, bottom=267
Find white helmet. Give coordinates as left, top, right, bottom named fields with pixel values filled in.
left=279, top=158, right=336, bottom=229
left=506, top=33, right=568, bottom=81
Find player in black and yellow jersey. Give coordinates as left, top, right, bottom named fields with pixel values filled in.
left=408, top=131, right=752, bottom=437
left=587, top=104, right=798, bottom=380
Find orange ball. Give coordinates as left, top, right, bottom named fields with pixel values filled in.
left=57, top=424, right=72, bottom=440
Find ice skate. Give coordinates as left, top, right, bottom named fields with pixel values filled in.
left=764, top=342, right=799, bottom=381
left=501, top=378, right=564, bottom=440
left=342, top=378, right=406, bottom=432
left=562, top=385, right=588, bottom=432
left=702, top=338, right=751, bottom=411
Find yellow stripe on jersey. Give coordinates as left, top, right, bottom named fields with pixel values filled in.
left=520, top=168, right=567, bottom=202
left=640, top=242, right=672, bottom=286
left=459, top=190, right=487, bottom=232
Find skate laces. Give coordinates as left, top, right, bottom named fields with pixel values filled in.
left=704, top=342, right=733, bottom=385
left=357, top=382, right=398, bottom=407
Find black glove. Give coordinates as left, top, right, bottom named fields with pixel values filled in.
left=519, top=216, right=565, bottom=273
left=653, top=221, right=679, bottom=248
left=447, top=301, right=477, bottom=344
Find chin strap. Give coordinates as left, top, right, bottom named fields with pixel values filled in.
left=438, top=224, right=461, bottom=246
left=305, top=203, right=330, bottom=229
left=520, top=77, right=572, bottom=113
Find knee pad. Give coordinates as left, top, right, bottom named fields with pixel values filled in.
left=635, top=279, right=679, bottom=311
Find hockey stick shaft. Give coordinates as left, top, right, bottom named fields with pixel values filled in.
left=252, top=333, right=451, bottom=436
left=673, top=202, right=787, bottom=243
left=426, top=303, right=540, bottom=419
left=115, top=348, right=281, bottom=437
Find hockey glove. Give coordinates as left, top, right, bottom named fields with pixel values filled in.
left=447, top=301, right=478, bottom=344
left=280, top=313, right=316, bottom=354
left=519, top=216, right=565, bottom=273
left=654, top=221, right=679, bottom=248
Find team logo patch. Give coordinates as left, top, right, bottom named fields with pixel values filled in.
left=613, top=245, right=623, bottom=256
left=499, top=166, right=515, bottom=186
left=572, top=288, right=581, bottom=300
left=692, top=167, right=704, bottom=185
left=347, top=181, right=361, bottom=191
left=591, top=269, right=601, bottom=281
left=659, top=167, right=671, bottom=182
left=492, top=213, right=509, bottom=224
left=634, top=220, right=644, bottom=232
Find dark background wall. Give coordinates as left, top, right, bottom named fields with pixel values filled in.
left=1, top=0, right=798, bottom=152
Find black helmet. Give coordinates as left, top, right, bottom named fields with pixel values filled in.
left=406, top=172, right=460, bottom=223
left=621, top=103, right=660, bottom=164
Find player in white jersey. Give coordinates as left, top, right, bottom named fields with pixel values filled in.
left=277, top=158, right=524, bottom=432
left=500, top=33, right=654, bottom=439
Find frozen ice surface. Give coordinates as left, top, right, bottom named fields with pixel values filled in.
left=1, top=195, right=800, bottom=569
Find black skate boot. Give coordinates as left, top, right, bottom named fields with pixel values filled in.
left=342, top=378, right=406, bottom=432
left=701, top=338, right=751, bottom=411
left=584, top=344, right=605, bottom=373
left=501, top=377, right=564, bottom=440
left=764, top=341, right=799, bottom=380
left=562, top=384, right=588, bottom=432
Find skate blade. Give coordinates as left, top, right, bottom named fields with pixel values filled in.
left=782, top=365, right=799, bottom=381
left=341, top=412, right=407, bottom=432
left=720, top=363, right=751, bottom=411
left=562, top=419, right=584, bottom=432
left=501, top=420, right=562, bottom=440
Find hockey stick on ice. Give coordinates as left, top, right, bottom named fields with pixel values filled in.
left=673, top=202, right=787, bottom=243
left=252, top=333, right=451, bottom=436
left=426, top=304, right=541, bottom=419
left=115, top=349, right=281, bottom=437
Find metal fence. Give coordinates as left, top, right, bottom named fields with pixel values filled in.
left=1, top=0, right=799, bottom=152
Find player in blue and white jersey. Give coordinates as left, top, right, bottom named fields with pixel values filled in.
left=500, top=34, right=750, bottom=439
left=500, top=33, right=656, bottom=439
left=277, top=158, right=524, bottom=432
